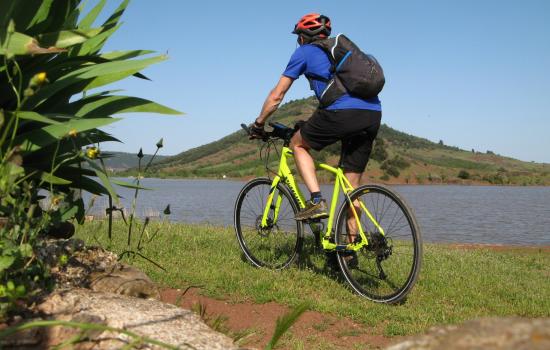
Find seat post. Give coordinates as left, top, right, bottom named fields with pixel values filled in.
left=338, top=140, right=346, bottom=169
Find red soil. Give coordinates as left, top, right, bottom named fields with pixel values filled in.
left=160, top=287, right=396, bottom=349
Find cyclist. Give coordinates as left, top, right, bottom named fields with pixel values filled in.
left=250, top=13, right=382, bottom=221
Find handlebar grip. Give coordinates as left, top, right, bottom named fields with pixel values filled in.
left=241, top=123, right=251, bottom=135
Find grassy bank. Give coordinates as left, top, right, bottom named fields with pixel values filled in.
left=76, top=221, right=550, bottom=337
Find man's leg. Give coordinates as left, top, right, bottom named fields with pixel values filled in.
left=290, top=130, right=328, bottom=220
left=290, top=130, right=320, bottom=194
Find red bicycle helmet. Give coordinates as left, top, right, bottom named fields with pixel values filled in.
left=292, top=13, right=331, bottom=39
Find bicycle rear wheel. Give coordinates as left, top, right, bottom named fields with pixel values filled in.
left=234, top=178, right=303, bottom=269
left=334, top=184, right=422, bottom=303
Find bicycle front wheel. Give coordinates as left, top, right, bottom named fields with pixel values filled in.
left=334, top=185, right=422, bottom=303
left=234, top=178, right=303, bottom=269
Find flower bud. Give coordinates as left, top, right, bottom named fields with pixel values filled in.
left=137, top=148, right=144, bottom=159
left=86, top=146, right=100, bottom=159
left=30, top=72, right=48, bottom=87
left=24, top=88, right=34, bottom=97
left=163, top=204, right=171, bottom=215
left=35, top=72, right=47, bottom=84
left=156, top=138, right=164, bottom=149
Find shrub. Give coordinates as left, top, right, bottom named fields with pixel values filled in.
left=388, top=156, right=410, bottom=169
left=380, top=155, right=409, bottom=178
left=370, top=138, right=388, bottom=162
left=458, top=170, right=470, bottom=179
left=381, top=163, right=400, bottom=178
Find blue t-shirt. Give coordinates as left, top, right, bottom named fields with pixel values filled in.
left=282, top=44, right=381, bottom=111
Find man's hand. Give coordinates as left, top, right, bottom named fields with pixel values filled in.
left=248, top=120, right=266, bottom=140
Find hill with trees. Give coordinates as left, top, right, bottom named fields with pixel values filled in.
left=101, top=151, right=168, bottom=171
left=144, top=97, right=550, bottom=186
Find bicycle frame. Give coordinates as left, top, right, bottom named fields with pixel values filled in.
left=261, top=146, right=386, bottom=252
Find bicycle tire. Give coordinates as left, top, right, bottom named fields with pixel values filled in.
left=334, top=184, right=422, bottom=303
left=234, top=178, right=304, bottom=269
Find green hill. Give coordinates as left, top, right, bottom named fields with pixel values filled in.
left=100, top=151, right=168, bottom=171
left=147, top=97, right=550, bottom=185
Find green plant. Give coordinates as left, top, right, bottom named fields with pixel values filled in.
left=109, top=140, right=173, bottom=271
left=265, top=303, right=309, bottom=350
left=0, top=0, right=180, bottom=318
left=0, top=160, right=51, bottom=317
left=1, top=0, right=181, bottom=223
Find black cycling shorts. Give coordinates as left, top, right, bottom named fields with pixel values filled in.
left=300, top=108, right=382, bottom=173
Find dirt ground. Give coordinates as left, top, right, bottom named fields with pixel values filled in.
left=160, top=288, right=396, bottom=350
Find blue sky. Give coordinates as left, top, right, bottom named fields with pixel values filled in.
left=92, top=0, right=550, bottom=163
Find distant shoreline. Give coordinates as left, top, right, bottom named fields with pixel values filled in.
left=115, top=174, right=550, bottom=187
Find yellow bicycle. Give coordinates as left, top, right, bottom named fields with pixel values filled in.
left=234, top=122, right=422, bottom=303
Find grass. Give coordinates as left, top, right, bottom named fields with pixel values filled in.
left=76, top=220, right=550, bottom=337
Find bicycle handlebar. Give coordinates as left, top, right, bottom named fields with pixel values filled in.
left=241, top=122, right=296, bottom=144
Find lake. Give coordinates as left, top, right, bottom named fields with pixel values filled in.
left=83, top=178, right=550, bottom=246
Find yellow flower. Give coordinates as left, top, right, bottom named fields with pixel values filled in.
left=67, top=129, right=78, bottom=138
left=35, top=72, right=47, bottom=84
left=86, top=146, right=100, bottom=159
left=51, top=196, right=61, bottom=206
left=30, top=72, right=48, bottom=87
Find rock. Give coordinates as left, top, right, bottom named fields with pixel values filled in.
left=385, top=317, right=550, bottom=350
left=0, top=318, right=43, bottom=347
left=25, top=240, right=244, bottom=349
left=89, top=263, right=160, bottom=299
left=36, top=288, right=240, bottom=349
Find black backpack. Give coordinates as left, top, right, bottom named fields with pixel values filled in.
left=311, top=34, right=385, bottom=107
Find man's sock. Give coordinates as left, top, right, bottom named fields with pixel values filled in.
left=310, top=191, right=322, bottom=204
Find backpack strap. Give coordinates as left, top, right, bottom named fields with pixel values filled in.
left=305, top=73, right=330, bottom=83
left=311, top=36, right=339, bottom=75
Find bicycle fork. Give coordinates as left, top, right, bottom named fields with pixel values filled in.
left=261, top=179, right=283, bottom=227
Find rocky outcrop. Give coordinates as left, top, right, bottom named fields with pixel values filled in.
left=37, top=238, right=159, bottom=299
left=3, top=239, right=243, bottom=349
left=33, top=288, right=240, bottom=349
left=386, top=317, right=550, bottom=350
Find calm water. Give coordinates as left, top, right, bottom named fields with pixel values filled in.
left=84, top=178, right=550, bottom=246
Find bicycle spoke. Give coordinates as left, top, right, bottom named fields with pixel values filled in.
left=334, top=185, right=422, bottom=303
left=235, top=179, right=302, bottom=269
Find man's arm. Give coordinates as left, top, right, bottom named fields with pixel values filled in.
left=255, top=76, right=294, bottom=125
